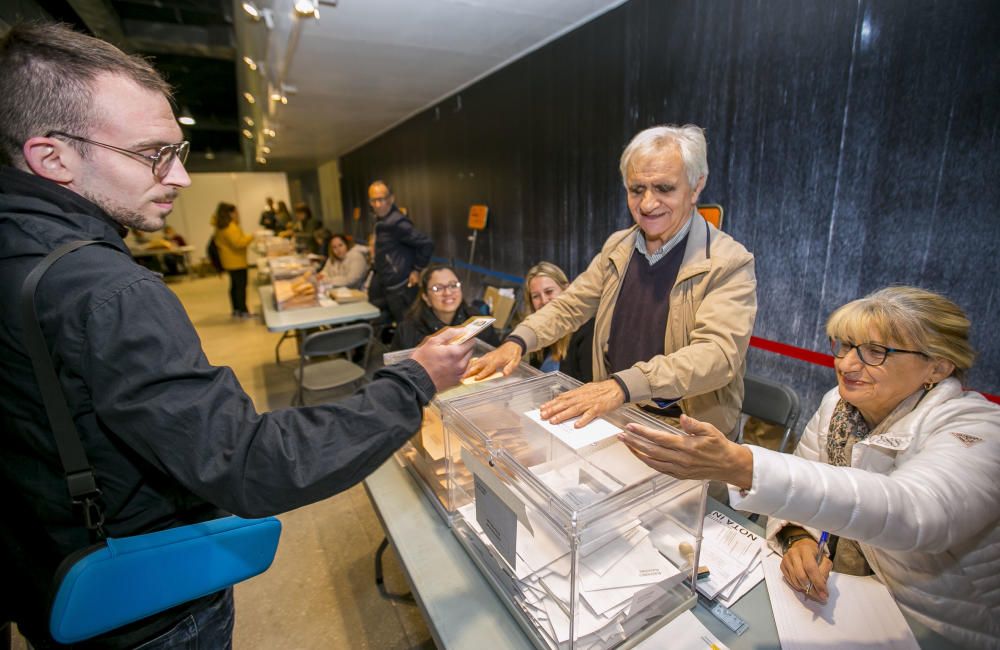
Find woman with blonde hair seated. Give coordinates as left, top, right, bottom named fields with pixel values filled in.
left=523, top=261, right=593, bottom=382
left=621, top=286, right=999, bottom=647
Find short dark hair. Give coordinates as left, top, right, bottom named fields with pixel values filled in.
left=0, top=23, right=173, bottom=168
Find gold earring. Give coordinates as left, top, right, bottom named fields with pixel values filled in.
left=923, top=381, right=936, bottom=391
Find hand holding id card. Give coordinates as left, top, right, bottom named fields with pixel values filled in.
left=449, top=316, right=496, bottom=345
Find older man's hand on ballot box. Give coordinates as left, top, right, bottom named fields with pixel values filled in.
left=411, top=328, right=476, bottom=392
left=538, top=380, right=626, bottom=428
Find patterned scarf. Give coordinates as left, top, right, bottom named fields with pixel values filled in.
left=826, top=399, right=871, bottom=467
left=825, top=399, right=874, bottom=575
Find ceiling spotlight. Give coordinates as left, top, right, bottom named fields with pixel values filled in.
left=279, top=95, right=288, bottom=105
left=204, top=148, right=216, bottom=161
left=261, top=146, right=271, bottom=154
left=256, top=156, right=268, bottom=164
left=177, top=107, right=196, bottom=126
left=243, top=2, right=273, bottom=28
left=242, top=56, right=257, bottom=71
left=243, top=116, right=255, bottom=127
left=270, top=91, right=282, bottom=101
left=263, top=128, right=276, bottom=137
left=242, top=129, right=254, bottom=139
left=243, top=92, right=255, bottom=104
left=294, top=0, right=320, bottom=19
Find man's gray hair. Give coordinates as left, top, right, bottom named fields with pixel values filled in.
left=619, top=124, right=709, bottom=189
left=0, top=23, right=173, bottom=168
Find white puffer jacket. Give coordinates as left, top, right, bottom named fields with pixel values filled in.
left=733, top=378, right=1000, bottom=648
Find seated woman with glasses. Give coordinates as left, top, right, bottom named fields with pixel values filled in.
left=390, top=263, right=500, bottom=351
left=619, top=286, right=999, bottom=648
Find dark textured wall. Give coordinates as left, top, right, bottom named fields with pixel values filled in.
left=340, top=0, right=1000, bottom=423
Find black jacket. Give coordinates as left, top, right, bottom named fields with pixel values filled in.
left=390, top=302, right=500, bottom=351
left=373, top=206, right=433, bottom=289
left=0, top=167, right=436, bottom=644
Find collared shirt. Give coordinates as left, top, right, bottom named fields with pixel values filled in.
left=633, top=212, right=694, bottom=265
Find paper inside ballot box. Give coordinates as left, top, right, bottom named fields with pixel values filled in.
left=416, top=407, right=448, bottom=461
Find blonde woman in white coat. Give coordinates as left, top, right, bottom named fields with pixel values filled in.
left=619, top=286, right=999, bottom=648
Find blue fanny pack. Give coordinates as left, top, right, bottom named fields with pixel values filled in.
left=22, top=241, right=282, bottom=644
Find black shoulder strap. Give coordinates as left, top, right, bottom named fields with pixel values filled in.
left=19, top=240, right=110, bottom=536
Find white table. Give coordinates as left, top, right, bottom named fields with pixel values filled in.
left=258, top=285, right=380, bottom=364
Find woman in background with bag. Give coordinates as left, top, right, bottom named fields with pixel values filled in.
left=213, top=202, right=255, bottom=319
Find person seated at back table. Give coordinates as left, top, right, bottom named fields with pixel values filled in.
left=619, top=286, right=1000, bottom=648
left=391, top=263, right=500, bottom=351
left=318, top=232, right=369, bottom=290
left=522, top=261, right=593, bottom=382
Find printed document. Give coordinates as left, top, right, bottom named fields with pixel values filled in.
left=762, top=553, right=919, bottom=649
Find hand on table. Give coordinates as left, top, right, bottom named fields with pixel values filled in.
left=618, top=414, right=754, bottom=488
left=780, top=538, right=833, bottom=603
left=410, top=328, right=475, bottom=392
left=407, top=270, right=420, bottom=288
left=539, top=380, right=625, bottom=428
left=463, top=341, right=523, bottom=380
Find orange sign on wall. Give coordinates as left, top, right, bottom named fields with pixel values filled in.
left=467, top=204, right=488, bottom=230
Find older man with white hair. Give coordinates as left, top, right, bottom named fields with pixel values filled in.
left=468, top=124, right=757, bottom=437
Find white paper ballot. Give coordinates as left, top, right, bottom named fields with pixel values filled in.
left=697, top=510, right=764, bottom=600
left=762, top=554, right=919, bottom=649
left=524, top=408, right=622, bottom=449
left=633, top=610, right=729, bottom=650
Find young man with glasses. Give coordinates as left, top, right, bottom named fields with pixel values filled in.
left=0, top=24, right=473, bottom=649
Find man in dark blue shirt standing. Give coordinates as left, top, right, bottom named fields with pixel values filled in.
left=368, top=180, right=434, bottom=324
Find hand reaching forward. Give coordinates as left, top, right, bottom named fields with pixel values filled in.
left=463, top=340, right=523, bottom=380
left=410, top=328, right=475, bottom=392
left=619, top=414, right=754, bottom=488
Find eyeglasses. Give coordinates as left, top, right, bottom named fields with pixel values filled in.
left=829, top=338, right=927, bottom=367
left=46, top=131, right=190, bottom=181
left=429, top=281, right=461, bottom=294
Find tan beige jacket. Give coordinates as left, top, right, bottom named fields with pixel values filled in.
left=512, top=214, right=757, bottom=432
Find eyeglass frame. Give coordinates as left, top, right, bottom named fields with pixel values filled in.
left=45, top=130, right=190, bottom=181
left=428, top=281, right=462, bottom=294
left=829, top=338, right=927, bottom=367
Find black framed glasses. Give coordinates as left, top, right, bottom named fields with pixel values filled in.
left=429, top=281, right=461, bottom=294
left=829, top=338, right=927, bottom=367
left=46, top=131, right=190, bottom=181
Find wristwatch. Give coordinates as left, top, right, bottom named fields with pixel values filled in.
left=782, top=533, right=815, bottom=554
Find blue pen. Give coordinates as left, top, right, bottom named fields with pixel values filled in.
left=804, top=531, right=830, bottom=597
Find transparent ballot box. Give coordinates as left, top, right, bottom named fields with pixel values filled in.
left=440, top=373, right=706, bottom=650
left=383, top=339, right=540, bottom=520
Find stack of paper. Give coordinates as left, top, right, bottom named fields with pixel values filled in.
left=696, top=511, right=771, bottom=605
left=762, top=554, right=919, bottom=649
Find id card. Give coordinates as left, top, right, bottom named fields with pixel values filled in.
left=449, top=316, right=496, bottom=344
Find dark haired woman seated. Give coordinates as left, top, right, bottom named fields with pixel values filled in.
left=390, top=263, right=500, bottom=351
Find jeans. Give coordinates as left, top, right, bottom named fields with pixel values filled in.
left=26, top=589, right=234, bottom=649
left=227, top=269, right=248, bottom=314
left=132, top=588, right=234, bottom=650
